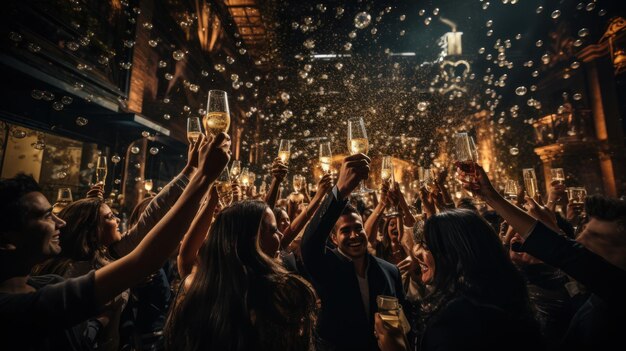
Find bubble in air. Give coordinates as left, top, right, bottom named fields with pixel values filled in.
left=75, top=116, right=88, bottom=126
left=509, top=147, right=519, bottom=155
left=515, top=86, right=527, bottom=96
left=551, top=10, right=561, bottom=19
left=172, top=50, right=185, bottom=61
left=130, top=146, right=140, bottom=154
left=149, top=147, right=159, bottom=155
left=354, top=12, right=372, bottom=29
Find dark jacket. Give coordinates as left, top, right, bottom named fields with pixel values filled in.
left=301, top=190, right=406, bottom=351
left=521, top=221, right=626, bottom=350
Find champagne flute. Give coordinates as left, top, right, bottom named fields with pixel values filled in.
left=96, top=156, right=108, bottom=185
left=204, top=90, right=231, bottom=137
left=504, top=179, right=519, bottom=202
left=293, top=174, right=304, bottom=194
left=567, top=187, right=587, bottom=205
left=216, top=167, right=233, bottom=207
left=230, top=160, right=242, bottom=180
left=551, top=168, right=565, bottom=185
left=319, top=142, right=332, bottom=173
left=278, top=139, right=290, bottom=164
left=381, top=156, right=399, bottom=216
left=240, top=167, right=250, bottom=199
left=347, top=117, right=373, bottom=195
left=144, top=179, right=154, bottom=192
left=187, top=117, right=202, bottom=144
left=523, top=168, right=539, bottom=198
left=52, top=188, right=73, bottom=215
left=454, top=133, right=477, bottom=178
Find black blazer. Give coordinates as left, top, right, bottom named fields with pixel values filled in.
left=301, top=190, right=406, bottom=351
left=521, top=221, right=626, bottom=350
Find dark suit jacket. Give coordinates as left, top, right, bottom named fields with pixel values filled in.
left=521, top=221, right=626, bottom=350
left=301, top=190, right=406, bottom=351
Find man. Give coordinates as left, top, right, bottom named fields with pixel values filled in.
left=301, top=154, right=407, bottom=350
left=0, top=133, right=230, bottom=350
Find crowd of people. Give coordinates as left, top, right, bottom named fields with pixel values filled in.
left=1, top=131, right=625, bottom=351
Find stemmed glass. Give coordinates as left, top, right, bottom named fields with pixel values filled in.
left=293, top=174, right=305, bottom=195
left=204, top=90, right=231, bottom=137
left=347, top=117, right=373, bottom=195
left=96, top=155, right=108, bottom=185
left=454, top=132, right=478, bottom=180
left=504, top=179, right=519, bottom=202
left=319, top=142, right=332, bottom=174
left=381, top=156, right=399, bottom=217
left=215, top=167, right=233, bottom=207
left=144, top=179, right=154, bottom=192
left=230, top=160, right=242, bottom=180
left=567, top=187, right=587, bottom=205
left=52, top=188, right=73, bottom=215
left=551, top=168, right=565, bottom=185
left=523, top=168, right=539, bottom=198
left=278, top=139, right=291, bottom=164
left=187, top=117, right=202, bottom=144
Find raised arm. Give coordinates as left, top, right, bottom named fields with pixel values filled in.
left=265, top=157, right=288, bottom=208
left=110, top=142, right=198, bottom=258
left=93, top=133, right=230, bottom=307
left=177, top=186, right=219, bottom=278
left=365, top=182, right=389, bottom=248
left=301, top=154, right=370, bottom=280
left=392, top=182, right=417, bottom=227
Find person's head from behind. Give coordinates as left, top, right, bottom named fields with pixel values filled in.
left=577, top=195, right=626, bottom=270
left=166, top=200, right=297, bottom=349
left=331, top=204, right=367, bottom=260
left=456, top=197, right=478, bottom=212
left=0, top=174, right=66, bottom=265
left=56, top=198, right=121, bottom=265
left=415, top=209, right=527, bottom=311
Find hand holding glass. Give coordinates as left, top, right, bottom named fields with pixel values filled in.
left=204, top=90, right=231, bottom=137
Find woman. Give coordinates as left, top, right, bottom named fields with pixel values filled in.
left=165, top=200, right=317, bottom=351
left=413, top=209, right=544, bottom=350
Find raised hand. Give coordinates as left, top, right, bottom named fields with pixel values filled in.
left=336, top=153, right=371, bottom=199
left=419, top=187, right=436, bottom=217
left=524, top=195, right=560, bottom=233
left=316, top=173, right=333, bottom=196
left=86, top=182, right=105, bottom=199
left=271, top=157, right=288, bottom=181
left=196, top=133, right=231, bottom=181
left=456, top=163, right=498, bottom=201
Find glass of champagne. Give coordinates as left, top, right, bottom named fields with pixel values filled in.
left=348, top=117, right=373, bottom=195
left=216, top=167, right=233, bottom=207
left=567, top=187, right=587, bottom=205
left=96, top=155, right=108, bottom=185
left=204, top=90, right=231, bottom=137
left=523, top=168, right=539, bottom=198
left=230, top=160, right=242, bottom=180
left=240, top=167, right=250, bottom=195
left=52, top=188, right=73, bottom=215
left=187, top=117, right=202, bottom=144
left=454, top=132, right=478, bottom=179
left=376, top=295, right=405, bottom=330
left=319, top=142, right=332, bottom=174
left=144, top=179, right=154, bottom=192
left=551, top=168, right=565, bottom=185
left=381, top=156, right=399, bottom=216
left=278, top=139, right=290, bottom=164
left=504, top=179, right=519, bottom=202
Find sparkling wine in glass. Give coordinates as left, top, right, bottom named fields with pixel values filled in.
left=551, top=168, right=565, bottom=185
left=240, top=167, right=250, bottom=188
left=523, top=168, right=539, bottom=198
left=216, top=167, right=233, bottom=207
left=319, top=142, right=332, bottom=173
left=504, top=179, right=519, bottom=202
left=278, top=139, right=290, bottom=164
left=52, top=188, right=73, bottom=215
left=381, top=156, right=399, bottom=216
left=204, top=90, right=231, bottom=137
left=347, top=117, right=373, bottom=195
left=293, top=174, right=304, bottom=194
left=230, top=160, right=241, bottom=180
left=144, top=179, right=153, bottom=192
left=567, top=187, right=587, bottom=205
left=96, top=156, right=108, bottom=185
left=187, top=117, right=202, bottom=144
left=454, top=133, right=477, bottom=178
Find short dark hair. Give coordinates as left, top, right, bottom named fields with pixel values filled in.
left=0, top=174, right=42, bottom=231
left=585, top=195, right=626, bottom=223
left=457, top=197, right=478, bottom=212
left=331, top=204, right=361, bottom=235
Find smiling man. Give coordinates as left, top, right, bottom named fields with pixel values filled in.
left=301, top=154, right=407, bottom=351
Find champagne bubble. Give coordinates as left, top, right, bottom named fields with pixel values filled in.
left=573, top=93, right=582, bottom=101
left=214, top=64, right=225, bottom=72
left=142, top=131, right=150, bottom=138
left=123, top=40, right=135, bottom=48
left=158, top=60, right=167, bottom=68
left=52, top=102, right=64, bottom=111
left=335, top=62, right=343, bottom=70
left=143, top=22, right=153, bottom=29
left=31, top=90, right=44, bottom=100
left=598, top=9, right=606, bottom=16
left=515, top=86, right=527, bottom=96
left=163, top=114, right=171, bottom=120
left=509, top=147, right=519, bottom=155
left=541, top=54, right=550, bottom=64
left=535, top=40, right=543, bottom=47
left=354, top=12, right=371, bottom=29
left=67, top=42, right=80, bottom=51
left=9, top=31, right=22, bottom=42
left=585, top=2, right=595, bottom=11
left=149, top=147, right=159, bottom=155
left=400, top=14, right=406, bottom=21
left=417, top=102, right=428, bottom=111
left=61, top=96, right=73, bottom=105
left=148, top=40, right=158, bottom=47
left=231, top=74, right=239, bottom=81
left=578, top=28, right=589, bottom=37
left=111, top=155, right=121, bottom=163
left=226, top=56, right=235, bottom=64
left=238, top=48, right=246, bottom=55
left=27, top=43, right=41, bottom=53
left=173, top=50, right=185, bottom=61
left=424, top=17, right=431, bottom=25
left=303, top=39, right=315, bottom=49
left=570, top=61, right=580, bottom=69
left=164, top=73, right=173, bottom=80
left=344, top=42, right=352, bottom=50
left=130, top=146, right=140, bottom=154
left=486, top=20, right=493, bottom=27
left=551, top=10, right=561, bottom=19
left=75, top=116, right=88, bottom=126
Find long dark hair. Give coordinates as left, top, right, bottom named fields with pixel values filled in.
left=165, top=200, right=317, bottom=351
left=376, top=216, right=401, bottom=262
left=420, top=209, right=532, bottom=320
left=35, top=198, right=113, bottom=275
